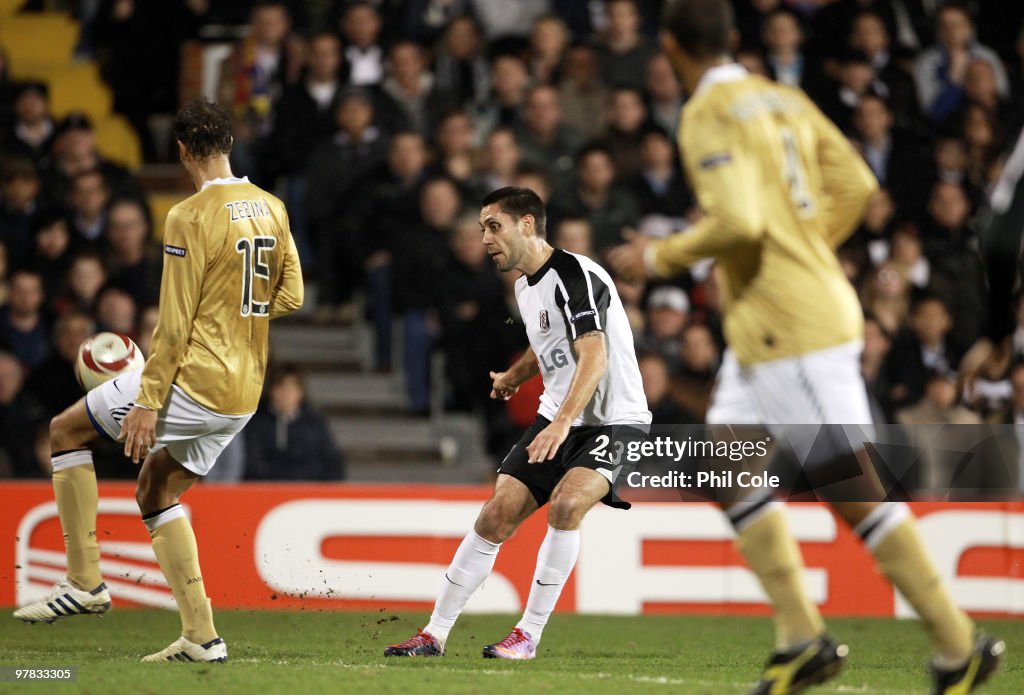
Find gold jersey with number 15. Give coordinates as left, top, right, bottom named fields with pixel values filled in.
left=136, top=177, right=304, bottom=416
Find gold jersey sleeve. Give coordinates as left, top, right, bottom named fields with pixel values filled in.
left=649, top=73, right=878, bottom=365
left=136, top=181, right=304, bottom=415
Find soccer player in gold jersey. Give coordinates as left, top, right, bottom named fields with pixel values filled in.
left=610, top=1, right=1003, bottom=693
left=13, top=99, right=304, bottom=663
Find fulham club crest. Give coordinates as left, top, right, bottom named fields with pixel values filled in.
left=539, top=310, right=550, bottom=333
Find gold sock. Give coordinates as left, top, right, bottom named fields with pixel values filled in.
left=736, top=505, right=825, bottom=650
left=869, top=514, right=974, bottom=662
left=51, top=454, right=102, bottom=591
left=147, top=510, right=217, bottom=644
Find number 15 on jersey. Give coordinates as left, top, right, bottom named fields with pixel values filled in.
left=236, top=236, right=276, bottom=317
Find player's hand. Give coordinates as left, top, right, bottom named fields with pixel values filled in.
left=489, top=370, right=519, bottom=401
left=118, top=406, right=157, bottom=464
left=607, top=232, right=652, bottom=284
left=526, top=419, right=570, bottom=464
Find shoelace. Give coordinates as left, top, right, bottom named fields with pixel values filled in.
left=496, top=628, right=527, bottom=649
left=396, top=629, right=433, bottom=648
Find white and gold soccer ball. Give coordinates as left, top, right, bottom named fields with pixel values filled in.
left=75, top=332, right=145, bottom=392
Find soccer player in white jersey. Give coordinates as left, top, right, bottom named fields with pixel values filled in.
left=13, top=99, right=303, bottom=663
left=386, top=187, right=650, bottom=659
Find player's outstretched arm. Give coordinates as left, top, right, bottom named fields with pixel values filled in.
left=809, top=98, right=879, bottom=248
left=526, top=332, right=607, bottom=463
left=490, top=346, right=540, bottom=400
left=638, top=109, right=764, bottom=280
left=269, top=218, right=304, bottom=319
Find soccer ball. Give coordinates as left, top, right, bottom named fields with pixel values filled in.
left=75, top=332, right=145, bottom=392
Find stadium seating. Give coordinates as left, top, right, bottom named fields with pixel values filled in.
left=0, top=11, right=142, bottom=170
left=0, top=12, right=78, bottom=67
left=0, top=0, right=25, bottom=17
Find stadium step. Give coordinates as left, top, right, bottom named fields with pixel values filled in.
left=337, top=413, right=492, bottom=481
left=267, top=317, right=492, bottom=480
left=304, top=372, right=406, bottom=410
left=269, top=322, right=371, bottom=373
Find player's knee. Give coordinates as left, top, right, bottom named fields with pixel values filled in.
left=474, top=501, right=517, bottom=543
left=135, top=473, right=166, bottom=515
left=49, top=411, right=76, bottom=451
left=547, top=493, right=585, bottom=530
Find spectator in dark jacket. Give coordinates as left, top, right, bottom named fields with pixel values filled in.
left=28, top=210, right=77, bottom=304
left=376, top=40, right=457, bottom=137
left=26, top=310, right=93, bottom=417
left=245, top=364, right=346, bottom=481
left=434, top=15, right=491, bottom=108
left=2, top=82, right=55, bottom=165
left=638, top=352, right=694, bottom=424
left=104, top=198, right=161, bottom=307
left=549, top=144, right=640, bottom=252
left=0, top=269, right=48, bottom=369
left=272, top=31, right=345, bottom=264
left=439, top=214, right=509, bottom=413
left=631, top=130, right=691, bottom=219
left=853, top=95, right=927, bottom=216
left=39, top=113, right=141, bottom=206
left=884, top=294, right=963, bottom=411
left=345, top=132, right=432, bottom=361
left=0, top=350, right=46, bottom=477
left=847, top=10, right=921, bottom=129
left=603, top=86, right=656, bottom=182
left=0, top=156, right=42, bottom=268
left=389, top=176, right=461, bottom=412
left=305, top=88, right=389, bottom=317
left=593, top=0, right=657, bottom=90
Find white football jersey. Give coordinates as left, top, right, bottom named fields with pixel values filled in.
left=515, top=249, right=651, bottom=426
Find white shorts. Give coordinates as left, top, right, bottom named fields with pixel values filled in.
left=85, top=367, right=252, bottom=476
left=706, top=341, right=874, bottom=463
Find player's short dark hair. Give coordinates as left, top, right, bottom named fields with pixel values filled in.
left=481, top=186, right=547, bottom=238
left=661, top=0, right=734, bottom=60
left=173, top=98, right=233, bottom=160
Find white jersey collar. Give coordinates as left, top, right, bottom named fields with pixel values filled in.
left=695, top=63, right=747, bottom=96
left=201, top=175, right=250, bottom=191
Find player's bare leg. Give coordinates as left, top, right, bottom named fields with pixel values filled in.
left=137, top=448, right=226, bottom=663
left=484, top=468, right=608, bottom=660
left=386, top=475, right=538, bottom=656
left=14, top=397, right=112, bottom=623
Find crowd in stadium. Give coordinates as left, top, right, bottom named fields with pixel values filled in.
left=2, top=0, right=1024, bottom=479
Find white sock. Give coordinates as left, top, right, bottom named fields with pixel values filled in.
left=516, top=526, right=580, bottom=644
left=424, top=531, right=500, bottom=645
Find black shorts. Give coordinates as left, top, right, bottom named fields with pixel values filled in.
left=497, top=416, right=647, bottom=510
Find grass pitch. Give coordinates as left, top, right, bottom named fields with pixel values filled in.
left=0, top=610, right=1022, bottom=694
